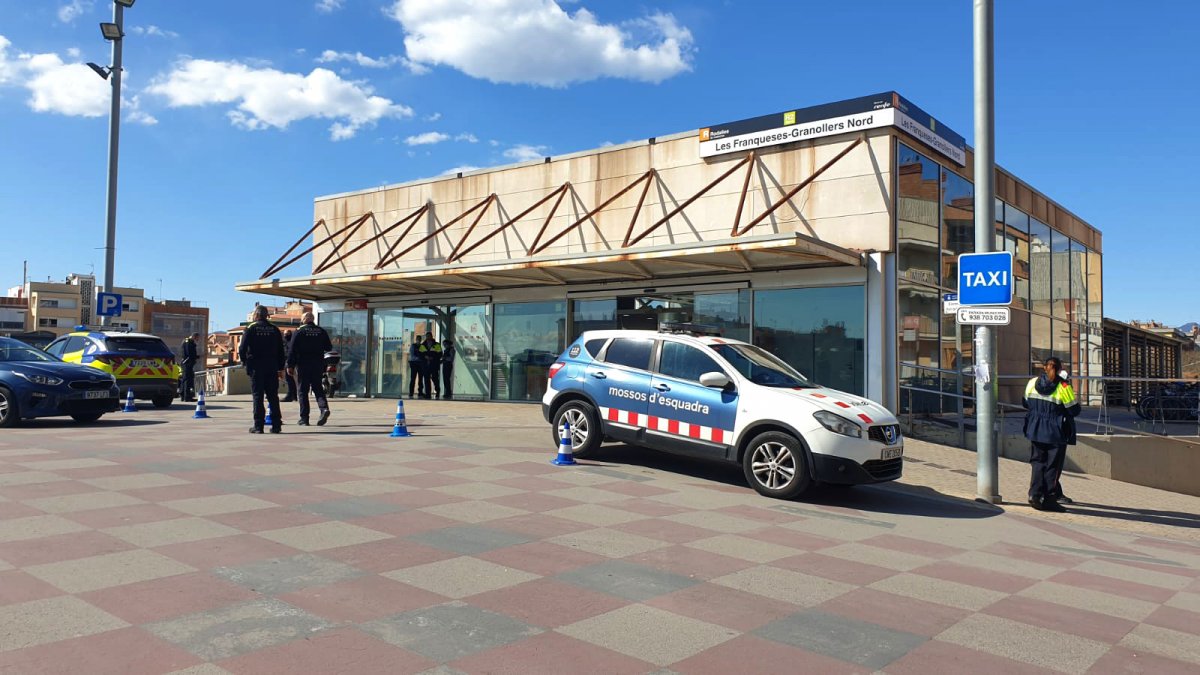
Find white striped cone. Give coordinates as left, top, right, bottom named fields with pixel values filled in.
left=390, top=399, right=412, bottom=437
left=551, top=421, right=577, bottom=466
left=192, top=389, right=209, bottom=419
left=121, top=388, right=137, bottom=413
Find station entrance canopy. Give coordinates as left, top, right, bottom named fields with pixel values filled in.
left=237, top=135, right=873, bottom=301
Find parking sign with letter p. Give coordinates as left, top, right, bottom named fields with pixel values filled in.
left=96, top=292, right=123, bottom=317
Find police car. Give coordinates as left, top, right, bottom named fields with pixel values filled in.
left=44, top=328, right=179, bottom=408
left=542, top=327, right=903, bottom=499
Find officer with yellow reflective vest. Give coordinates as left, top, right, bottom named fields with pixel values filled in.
left=1023, top=357, right=1081, bottom=512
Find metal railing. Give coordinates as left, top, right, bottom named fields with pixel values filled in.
left=196, top=364, right=244, bottom=396
left=899, top=362, right=1200, bottom=444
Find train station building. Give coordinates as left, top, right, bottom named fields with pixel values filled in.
left=236, top=92, right=1102, bottom=415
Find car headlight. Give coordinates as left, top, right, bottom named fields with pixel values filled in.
left=13, top=371, right=64, bottom=386
left=813, top=410, right=862, bottom=438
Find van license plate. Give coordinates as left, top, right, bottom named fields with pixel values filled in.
left=85, top=390, right=112, bottom=399
left=881, top=447, right=903, bottom=460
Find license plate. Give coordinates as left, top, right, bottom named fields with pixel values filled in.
left=882, top=447, right=903, bottom=460
left=129, top=359, right=153, bottom=368
left=85, top=390, right=112, bottom=399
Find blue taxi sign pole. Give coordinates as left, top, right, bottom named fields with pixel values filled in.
left=971, top=0, right=1001, bottom=504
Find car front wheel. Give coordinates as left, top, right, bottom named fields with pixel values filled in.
left=551, top=400, right=602, bottom=458
left=0, top=387, right=18, bottom=428
left=742, top=430, right=812, bottom=499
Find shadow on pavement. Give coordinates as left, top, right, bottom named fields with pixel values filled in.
left=809, top=483, right=1003, bottom=520
left=1060, top=502, right=1200, bottom=530
left=593, top=444, right=1002, bottom=520
left=19, top=418, right=169, bottom=428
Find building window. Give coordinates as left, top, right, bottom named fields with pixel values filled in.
left=753, top=286, right=865, bottom=395
left=38, top=318, right=60, bottom=328
left=940, top=168, right=974, bottom=288
left=897, top=144, right=941, bottom=287
left=694, top=291, right=751, bottom=342
left=491, top=301, right=565, bottom=401
left=1003, top=204, right=1031, bottom=309
left=1029, top=219, right=1052, bottom=317
left=570, top=299, right=616, bottom=341
left=1050, top=230, right=1070, bottom=321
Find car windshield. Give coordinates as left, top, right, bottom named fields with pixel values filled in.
left=105, top=337, right=170, bottom=354
left=709, top=343, right=814, bottom=388
left=0, top=340, right=58, bottom=363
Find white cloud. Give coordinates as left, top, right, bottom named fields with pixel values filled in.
left=504, top=144, right=547, bottom=162
left=124, top=95, right=157, bottom=125
left=405, top=131, right=448, bottom=145
left=0, top=36, right=109, bottom=117
left=444, top=165, right=481, bottom=175
left=455, top=133, right=478, bottom=143
left=129, top=25, right=180, bottom=39
left=57, top=0, right=93, bottom=23
left=66, top=47, right=81, bottom=58
left=316, top=0, right=345, bottom=13
left=146, top=59, right=413, bottom=140
left=385, top=0, right=694, bottom=86
left=424, top=112, right=441, bottom=121
left=315, top=49, right=426, bottom=73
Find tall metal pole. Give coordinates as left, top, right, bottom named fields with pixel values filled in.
left=974, top=0, right=1000, bottom=503
left=101, top=2, right=125, bottom=325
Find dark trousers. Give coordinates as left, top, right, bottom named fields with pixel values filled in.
left=250, top=369, right=281, bottom=429
left=284, top=372, right=297, bottom=400
left=442, top=362, right=453, bottom=398
left=1029, top=441, right=1067, bottom=502
left=408, top=362, right=423, bottom=397
left=422, top=361, right=440, bottom=397
left=180, top=363, right=196, bottom=400
left=297, top=365, right=328, bottom=422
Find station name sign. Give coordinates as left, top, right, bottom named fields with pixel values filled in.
left=699, top=92, right=966, bottom=166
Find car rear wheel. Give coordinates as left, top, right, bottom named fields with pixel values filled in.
left=551, top=400, right=602, bottom=458
left=152, top=396, right=173, bottom=409
left=0, top=387, right=18, bottom=428
left=71, top=413, right=104, bottom=423
left=742, top=430, right=812, bottom=500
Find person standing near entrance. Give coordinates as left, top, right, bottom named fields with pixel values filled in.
left=239, top=306, right=286, bottom=434
left=420, top=332, right=442, bottom=399
left=1023, top=357, right=1080, bottom=512
left=179, top=332, right=199, bottom=402
left=440, top=337, right=455, bottom=399
left=286, top=312, right=332, bottom=427
left=281, top=330, right=297, bottom=402
left=407, top=336, right=423, bottom=399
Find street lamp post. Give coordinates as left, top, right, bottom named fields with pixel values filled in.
left=95, top=0, right=135, bottom=325
left=974, top=0, right=1000, bottom=503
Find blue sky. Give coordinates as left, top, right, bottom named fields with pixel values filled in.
left=1, top=0, right=1197, bottom=332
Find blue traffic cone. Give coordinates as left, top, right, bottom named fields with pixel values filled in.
left=389, top=399, right=412, bottom=437
left=265, top=410, right=274, bottom=427
left=192, top=389, right=209, bottom=419
left=121, top=388, right=137, bottom=413
left=551, top=421, right=577, bottom=466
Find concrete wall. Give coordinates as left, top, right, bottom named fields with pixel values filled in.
left=1000, top=433, right=1200, bottom=498
left=311, top=130, right=895, bottom=275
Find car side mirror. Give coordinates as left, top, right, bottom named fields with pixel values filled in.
left=699, top=372, right=731, bottom=389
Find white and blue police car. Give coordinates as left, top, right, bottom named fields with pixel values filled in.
left=542, top=326, right=903, bottom=499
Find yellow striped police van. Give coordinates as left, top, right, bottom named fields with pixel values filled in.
left=45, top=328, right=180, bottom=408
left=543, top=326, right=903, bottom=500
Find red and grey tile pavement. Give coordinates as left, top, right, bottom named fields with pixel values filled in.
left=0, top=398, right=1198, bottom=674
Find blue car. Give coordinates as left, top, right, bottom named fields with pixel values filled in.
left=0, top=336, right=120, bottom=427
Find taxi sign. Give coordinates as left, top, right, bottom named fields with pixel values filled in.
left=957, top=252, right=1013, bottom=306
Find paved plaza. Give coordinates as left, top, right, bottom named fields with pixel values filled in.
left=0, top=397, right=1197, bottom=674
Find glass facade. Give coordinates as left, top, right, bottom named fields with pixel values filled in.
left=896, top=142, right=1098, bottom=414
left=319, top=310, right=369, bottom=396
left=491, top=301, right=566, bottom=402
left=754, top=286, right=865, bottom=395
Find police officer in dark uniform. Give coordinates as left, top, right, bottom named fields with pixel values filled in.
left=408, top=337, right=423, bottom=399
left=286, top=312, right=332, bottom=427
left=420, top=332, right=442, bottom=399
left=281, top=330, right=297, bottom=402
left=440, top=337, right=455, bottom=399
left=179, top=333, right=199, bottom=402
left=1022, top=357, right=1080, bottom=512
left=238, top=305, right=286, bottom=434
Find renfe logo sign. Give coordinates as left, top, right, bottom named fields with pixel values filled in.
left=698, top=92, right=967, bottom=165
left=96, top=292, right=123, bottom=317
left=957, top=252, right=1014, bottom=306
